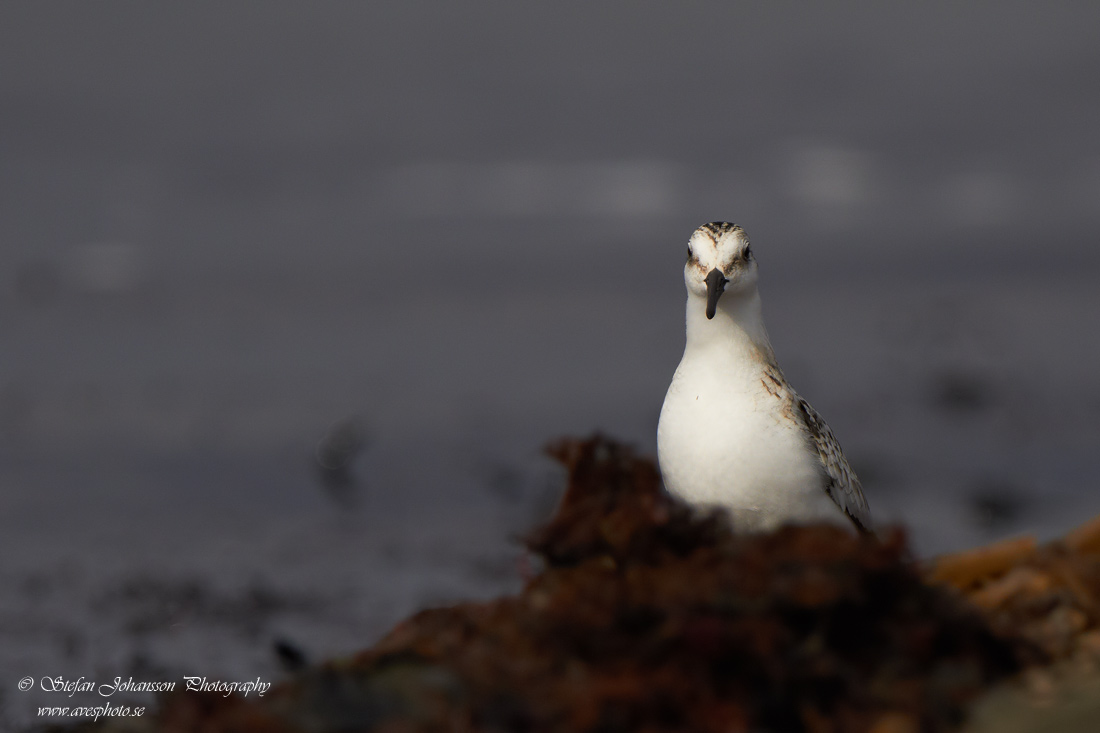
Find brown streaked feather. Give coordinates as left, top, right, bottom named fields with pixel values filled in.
left=794, top=396, right=871, bottom=532
left=758, top=361, right=871, bottom=532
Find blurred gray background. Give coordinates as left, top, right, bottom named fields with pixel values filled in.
left=1, top=2, right=1099, bottom=726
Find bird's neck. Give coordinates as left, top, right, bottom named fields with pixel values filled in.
left=684, top=287, right=775, bottom=362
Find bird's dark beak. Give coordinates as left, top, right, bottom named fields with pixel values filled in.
left=705, top=268, right=727, bottom=320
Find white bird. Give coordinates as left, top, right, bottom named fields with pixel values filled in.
left=657, top=222, right=870, bottom=532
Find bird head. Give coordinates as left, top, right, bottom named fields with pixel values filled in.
left=684, top=222, right=757, bottom=319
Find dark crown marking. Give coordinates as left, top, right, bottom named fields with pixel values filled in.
left=700, top=222, right=744, bottom=240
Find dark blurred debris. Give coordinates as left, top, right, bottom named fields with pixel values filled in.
left=274, top=638, right=309, bottom=673
left=64, top=436, right=1100, bottom=732
left=483, top=461, right=524, bottom=502
left=314, top=417, right=368, bottom=508
left=968, top=479, right=1027, bottom=531
left=58, top=628, right=84, bottom=660
left=930, top=369, right=996, bottom=414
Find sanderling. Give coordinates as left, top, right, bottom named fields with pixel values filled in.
left=657, top=222, right=870, bottom=532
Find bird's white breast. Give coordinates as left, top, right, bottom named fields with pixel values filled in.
left=657, top=343, right=842, bottom=531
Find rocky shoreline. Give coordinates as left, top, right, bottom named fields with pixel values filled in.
left=56, top=436, right=1100, bottom=732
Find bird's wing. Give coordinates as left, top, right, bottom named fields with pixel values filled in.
left=794, top=396, right=872, bottom=532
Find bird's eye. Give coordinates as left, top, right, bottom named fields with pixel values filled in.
left=687, top=246, right=693, bottom=259
left=743, top=246, right=752, bottom=261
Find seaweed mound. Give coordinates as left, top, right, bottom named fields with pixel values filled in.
left=73, top=436, right=1036, bottom=733
left=323, top=437, right=1022, bottom=733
